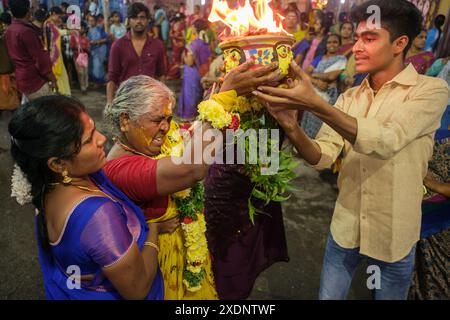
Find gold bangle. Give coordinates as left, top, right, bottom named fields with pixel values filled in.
left=144, top=241, right=159, bottom=252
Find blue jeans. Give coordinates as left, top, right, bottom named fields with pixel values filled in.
left=319, top=233, right=416, bottom=300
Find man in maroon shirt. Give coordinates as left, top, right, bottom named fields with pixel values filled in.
left=5, top=0, right=57, bottom=101
left=106, top=2, right=167, bottom=105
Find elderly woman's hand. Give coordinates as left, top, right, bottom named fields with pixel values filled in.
left=155, top=216, right=180, bottom=234
left=220, top=59, right=284, bottom=96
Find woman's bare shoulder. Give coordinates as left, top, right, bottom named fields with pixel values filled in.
left=45, top=187, right=102, bottom=243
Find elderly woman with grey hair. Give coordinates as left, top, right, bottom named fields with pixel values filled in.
left=102, top=60, right=284, bottom=299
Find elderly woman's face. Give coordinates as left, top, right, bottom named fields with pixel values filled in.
left=125, top=99, right=173, bottom=156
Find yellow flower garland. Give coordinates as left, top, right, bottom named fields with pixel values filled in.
left=153, top=120, right=212, bottom=293
left=224, top=96, right=264, bottom=114
left=197, top=99, right=233, bottom=129
left=197, top=90, right=265, bottom=131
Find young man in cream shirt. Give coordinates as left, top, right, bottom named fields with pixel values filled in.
left=253, top=0, right=449, bottom=300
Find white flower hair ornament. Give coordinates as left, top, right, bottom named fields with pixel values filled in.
left=11, top=163, right=33, bottom=205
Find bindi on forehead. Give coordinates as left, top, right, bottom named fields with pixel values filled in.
left=144, top=100, right=173, bottom=118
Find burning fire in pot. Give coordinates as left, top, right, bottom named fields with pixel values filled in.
left=208, top=0, right=288, bottom=37
left=208, top=0, right=295, bottom=75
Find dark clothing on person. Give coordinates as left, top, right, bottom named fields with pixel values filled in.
left=5, top=19, right=53, bottom=94
left=107, top=32, right=166, bottom=85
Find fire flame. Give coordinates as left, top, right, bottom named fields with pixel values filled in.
left=208, top=0, right=287, bottom=38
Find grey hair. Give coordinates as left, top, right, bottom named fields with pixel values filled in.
left=104, top=75, right=175, bottom=136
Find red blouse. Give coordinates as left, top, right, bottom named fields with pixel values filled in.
left=103, top=154, right=169, bottom=220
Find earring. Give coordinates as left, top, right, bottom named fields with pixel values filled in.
left=62, top=170, right=72, bottom=184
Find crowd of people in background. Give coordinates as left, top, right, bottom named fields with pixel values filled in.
left=1, top=1, right=448, bottom=121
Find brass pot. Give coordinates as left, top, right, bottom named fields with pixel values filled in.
left=219, top=34, right=295, bottom=75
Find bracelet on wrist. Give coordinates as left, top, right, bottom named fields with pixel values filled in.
left=144, top=241, right=159, bottom=252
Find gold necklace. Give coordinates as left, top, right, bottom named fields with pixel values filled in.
left=50, top=182, right=101, bottom=193
left=50, top=182, right=117, bottom=202
left=113, top=136, right=155, bottom=159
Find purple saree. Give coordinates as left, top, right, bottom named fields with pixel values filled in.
left=177, top=38, right=211, bottom=119
left=36, top=170, right=164, bottom=300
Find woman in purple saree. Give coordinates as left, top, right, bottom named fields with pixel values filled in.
left=36, top=170, right=164, bottom=300
left=9, top=95, right=164, bottom=300
left=177, top=19, right=211, bottom=120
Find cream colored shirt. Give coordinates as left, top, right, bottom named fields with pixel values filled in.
left=313, top=64, right=449, bottom=262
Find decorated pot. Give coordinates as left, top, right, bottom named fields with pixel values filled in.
left=219, top=34, right=295, bottom=75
